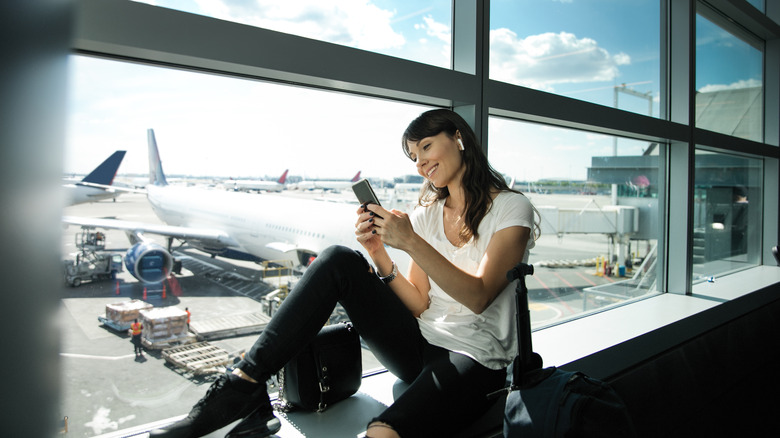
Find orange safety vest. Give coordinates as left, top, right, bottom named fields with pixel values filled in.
left=131, top=322, right=142, bottom=336
left=186, top=310, right=191, bottom=324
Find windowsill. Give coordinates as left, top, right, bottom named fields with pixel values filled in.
left=97, top=266, right=780, bottom=438
left=531, top=265, right=780, bottom=379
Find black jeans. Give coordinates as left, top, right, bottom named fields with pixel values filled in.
left=237, top=245, right=506, bottom=437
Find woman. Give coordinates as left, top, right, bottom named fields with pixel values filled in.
left=150, top=109, right=538, bottom=438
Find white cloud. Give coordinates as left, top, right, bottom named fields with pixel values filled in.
left=195, top=0, right=405, bottom=51
left=412, top=15, right=451, bottom=65
left=66, top=56, right=425, bottom=179
left=420, top=15, right=449, bottom=44
left=490, top=29, right=631, bottom=91
left=698, top=78, right=762, bottom=93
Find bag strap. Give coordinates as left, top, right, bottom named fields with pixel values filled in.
left=506, top=263, right=541, bottom=387
left=310, top=321, right=354, bottom=412
left=312, top=346, right=330, bottom=412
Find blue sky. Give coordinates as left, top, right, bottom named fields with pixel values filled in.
left=65, top=0, right=762, bottom=181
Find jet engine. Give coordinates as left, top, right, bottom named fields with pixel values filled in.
left=124, top=242, right=173, bottom=284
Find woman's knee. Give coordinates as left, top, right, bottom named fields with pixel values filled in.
left=365, top=421, right=400, bottom=438
left=316, top=245, right=372, bottom=272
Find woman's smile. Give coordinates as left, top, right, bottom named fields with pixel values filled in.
left=426, top=164, right=439, bottom=179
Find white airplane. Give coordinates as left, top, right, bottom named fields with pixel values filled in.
left=231, top=169, right=288, bottom=192
left=62, top=150, right=129, bottom=206
left=63, top=129, right=409, bottom=284
left=291, top=170, right=362, bottom=191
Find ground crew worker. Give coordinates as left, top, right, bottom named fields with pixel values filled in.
left=130, top=318, right=143, bottom=357
left=185, top=307, right=191, bottom=330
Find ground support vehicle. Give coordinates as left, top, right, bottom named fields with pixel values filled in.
left=63, top=251, right=123, bottom=287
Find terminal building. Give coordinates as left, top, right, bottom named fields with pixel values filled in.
left=4, top=0, right=779, bottom=436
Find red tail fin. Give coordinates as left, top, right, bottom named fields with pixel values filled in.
left=277, top=169, right=289, bottom=184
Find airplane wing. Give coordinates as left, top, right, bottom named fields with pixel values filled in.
left=75, top=181, right=147, bottom=194
left=62, top=215, right=239, bottom=249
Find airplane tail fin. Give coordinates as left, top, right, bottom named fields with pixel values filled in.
left=81, top=150, right=126, bottom=185
left=278, top=169, right=289, bottom=184
left=351, top=171, right=361, bottom=182
left=147, top=129, right=168, bottom=186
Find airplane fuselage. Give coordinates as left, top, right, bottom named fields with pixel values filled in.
left=146, top=184, right=382, bottom=268
left=63, top=183, right=119, bottom=206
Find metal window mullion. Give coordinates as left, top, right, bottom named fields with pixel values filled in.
left=664, top=0, right=696, bottom=295
left=452, top=0, right=489, bottom=151
left=763, top=17, right=780, bottom=263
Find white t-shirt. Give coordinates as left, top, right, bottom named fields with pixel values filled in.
left=411, top=191, right=535, bottom=370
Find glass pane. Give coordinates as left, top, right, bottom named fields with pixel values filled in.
left=488, top=117, right=661, bottom=328
left=489, top=0, right=661, bottom=118
left=746, top=0, right=765, bottom=13
left=132, top=0, right=452, bottom=68
left=695, top=11, right=764, bottom=142
left=63, top=55, right=428, bottom=436
left=693, top=150, right=763, bottom=280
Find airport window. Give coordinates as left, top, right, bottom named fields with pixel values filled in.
left=746, top=0, right=765, bottom=13
left=487, top=117, right=660, bottom=327
left=63, top=54, right=430, bottom=436
left=66, top=55, right=425, bottom=181
left=693, top=149, right=763, bottom=280
left=489, top=0, right=661, bottom=118
left=695, top=5, right=764, bottom=143
left=130, top=0, right=453, bottom=68
left=56, top=1, right=780, bottom=436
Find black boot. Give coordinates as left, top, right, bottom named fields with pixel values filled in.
left=225, top=404, right=282, bottom=438
left=149, top=372, right=278, bottom=438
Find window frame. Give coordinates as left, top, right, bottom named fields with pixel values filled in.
left=72, top=0, right=779, bottom=312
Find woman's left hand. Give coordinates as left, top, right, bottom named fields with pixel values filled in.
left=361, top=203, right=415, bottom=252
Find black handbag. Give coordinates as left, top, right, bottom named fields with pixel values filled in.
left=276, top=321, right=362, bottom=412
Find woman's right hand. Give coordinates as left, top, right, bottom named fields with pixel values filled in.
left=354, top=204, right=384, bottom=254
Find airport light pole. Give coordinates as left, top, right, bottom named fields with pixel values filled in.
left=612, top=83, right=654, bottom=265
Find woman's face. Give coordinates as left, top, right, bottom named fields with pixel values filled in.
left=406, top=131, right=464, bottom=189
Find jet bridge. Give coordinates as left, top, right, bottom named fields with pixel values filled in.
left=536, top=202, right=639, bottom=264
left=536, top=203, right=639, bottom=236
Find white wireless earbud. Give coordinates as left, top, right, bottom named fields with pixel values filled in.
left=457, top=138, right=464, bottom=151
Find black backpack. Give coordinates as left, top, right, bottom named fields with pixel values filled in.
left=502, top=264, right=636, bottom=437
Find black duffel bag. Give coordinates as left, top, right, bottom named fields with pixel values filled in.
left=277, top=321, right=362, bottom=412
left=502, top=263, right=636, bottom=437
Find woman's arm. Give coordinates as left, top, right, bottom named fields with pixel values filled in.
left=403, top=225, right=530, bottom=314
left=371, top=248, right=431, bottom=317
left=355, top=206, right=431, bottom=316
left=366, top=204, right=530, bottom=314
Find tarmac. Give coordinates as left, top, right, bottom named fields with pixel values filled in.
left=59, top=193, right=390, bottom=437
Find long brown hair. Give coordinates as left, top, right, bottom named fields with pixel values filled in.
left=402, top=109, right=515, bottom=243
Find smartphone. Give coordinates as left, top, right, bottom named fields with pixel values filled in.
left=351, top=178, right=381, bottom=207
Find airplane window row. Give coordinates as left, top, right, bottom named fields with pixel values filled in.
left=268, top=223, right=325, bottom=240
